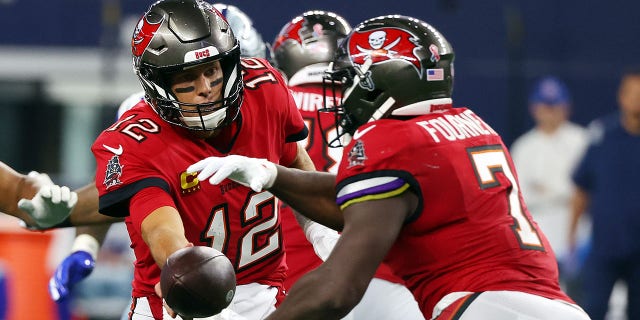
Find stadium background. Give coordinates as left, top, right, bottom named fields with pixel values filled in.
left=0, top=1, right=637, bottom=319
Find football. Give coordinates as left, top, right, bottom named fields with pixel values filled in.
left=160, top=246, right=236, bottom=318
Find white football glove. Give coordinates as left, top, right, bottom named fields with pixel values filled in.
left=27, top=170, right=54, bottom=187
left=302, top=219, right=340, bottom=261
left=17, top=184, right=78, bottom=229
left=187, top=155, right=277, bottom=192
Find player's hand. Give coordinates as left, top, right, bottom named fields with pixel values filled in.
left=49, top=251, right=95, bottom=302
left=187, top=155, right=277, bottom=192
left=155, top=242, right=194, bottom=319
left=17, top=184, right=78, bottom=229
left=155, top=282, right=178, bottom=318
left=27, top=170, right=54, bottom=187
left=303, top=220, right=340, bottom=261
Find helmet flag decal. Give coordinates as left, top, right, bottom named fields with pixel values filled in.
left=348, top=27, right=423, bottom=76
left=132, top=16, right=163, bottom=57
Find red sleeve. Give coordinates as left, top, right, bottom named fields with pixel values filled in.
left=267, top=60, right=308, bottom=143
left=92, top=111, right=173, bottom=217
left=128, top=186, right=177, bottom=233
left=280, top=142, right=299, bottom=167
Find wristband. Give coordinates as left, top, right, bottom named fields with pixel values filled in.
left=47, top=216, right=74, bottom=229
left=71, top=234, right=100, bottom=261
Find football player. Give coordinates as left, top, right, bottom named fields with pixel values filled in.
left=271, top=11, right=423, bottom=319
left=92, top=0, right=328, bottom=319
left=46, top=2, right=274, bottom=309
left=189, top=15, right=592, bottom=320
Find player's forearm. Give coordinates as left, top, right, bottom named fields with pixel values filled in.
left=7, top=176, right=38, bottom=223
left=0, top=163, right=39, bottom=224
left=65, top=224, right=112, bottom=264
left=146, top=228, right=189, bottom=268
left=67, top=182, right=122, bottom=226
left=265, top=267, right=356, bottom=320
left=141, top=207, right=190, bottom=268
left=75, top=224, right=111, bottom=246
left=271, top=167, right=343, bottom=231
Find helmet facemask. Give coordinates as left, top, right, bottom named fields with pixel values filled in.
left=320, top=59, right=375, bottom=148
left=145, top=47, right=243, bottom=131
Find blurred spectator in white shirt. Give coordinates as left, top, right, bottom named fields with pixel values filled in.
left=510, top=76, right=589, bottom=274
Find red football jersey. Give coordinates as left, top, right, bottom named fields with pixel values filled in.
left=335, top=107, right=572, bottom=316
left=281, top=84, right=403, bottom=290
left=92, top=58, right=307, bottom=298
left=289, top=84, right=342, bottom=173
left=280, top=84, right=329, bottom=290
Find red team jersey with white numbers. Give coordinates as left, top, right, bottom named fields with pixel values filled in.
left=289, top=84, right=343, bottom=173
left=334, top=107, right=573, bottom=316
left=281, top=84, right=404, bottom=290
left=280, top=84, right=331, bottom=289
left=92, top=58, right=307, bottom=298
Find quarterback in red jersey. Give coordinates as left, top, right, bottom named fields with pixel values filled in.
left=46, top=2, right=273, bottom=309
left=190, top=15, right=592, bottom=320
left=271, top=10, right=424, bottom=319
left=92, top=1, right=316, bottom=319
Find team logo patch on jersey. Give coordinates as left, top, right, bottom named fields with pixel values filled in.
left=347, top=140, right=368, bottom=168
left=103, top=155, right=124, bottom=189
left=132, top=15, right=163, bottom=57
left=180, top=171, right=201, bottom=194
left=348, top=27, right=423, bottom=76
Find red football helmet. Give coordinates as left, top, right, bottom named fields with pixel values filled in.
left=320, top=15, right=455, bottom=147
left=271, top=11, right=351, bottom=86
left=132, top=0, right=243, bottom=131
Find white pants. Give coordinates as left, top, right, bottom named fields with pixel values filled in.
left=126, top=283, right=277, bottom=320
left=432, top=291, right=591, bottom=320
left=343, top=278, right=425, bottom=320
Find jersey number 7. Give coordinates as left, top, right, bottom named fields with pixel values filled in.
left=468, top=145, right=544, bottom=251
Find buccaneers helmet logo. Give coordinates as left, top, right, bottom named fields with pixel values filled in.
left=273, top=18, right=327, bottom=53
left=132, top=16, right=163, bottom=57
left=272, top=18, right=303, bottom=51
left=348, top=27, right=424, bottom=76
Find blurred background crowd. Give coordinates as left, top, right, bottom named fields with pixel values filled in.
left=0, top=0, right=638, bottom=319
